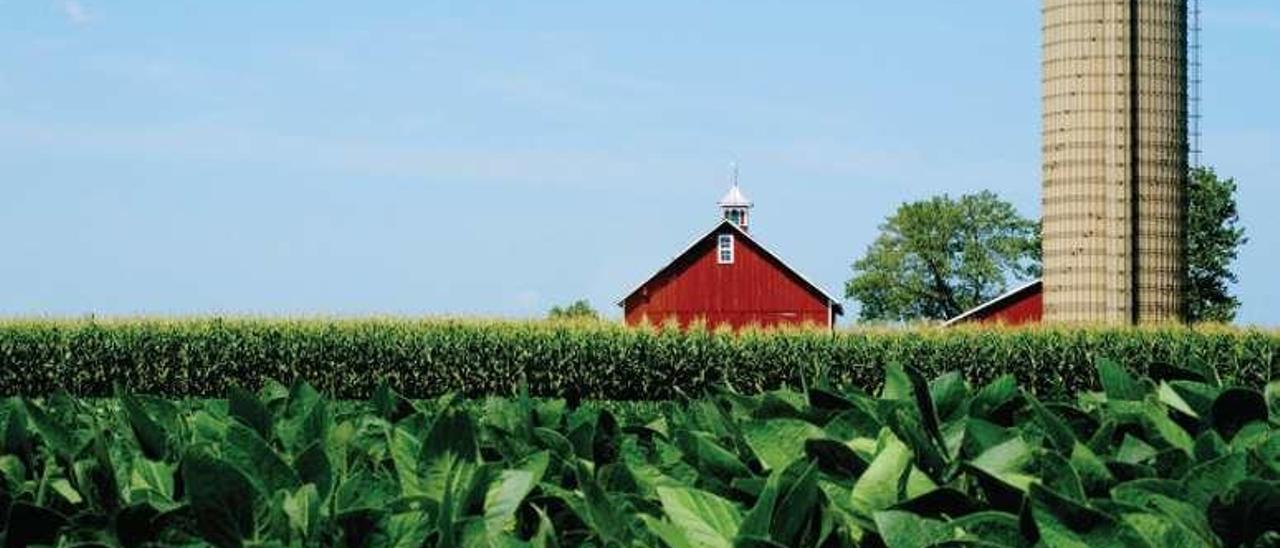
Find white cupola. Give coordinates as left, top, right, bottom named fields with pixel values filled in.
left=718, top=165, right=753, bottom=232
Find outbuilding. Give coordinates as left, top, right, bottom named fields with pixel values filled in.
left=943, top=279, right=1043, bottom=327
left=618, top=182, right=843, bottom=330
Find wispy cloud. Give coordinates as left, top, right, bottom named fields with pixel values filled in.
left=59, top=0, right=89, bottom=25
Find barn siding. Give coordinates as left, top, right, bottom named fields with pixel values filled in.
left=973, top=291, right=1043, bottom=325
left=623, top=226, right=831, bottom=330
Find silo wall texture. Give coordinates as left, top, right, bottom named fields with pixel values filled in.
left=1041, top=0, right=1186, bottom=324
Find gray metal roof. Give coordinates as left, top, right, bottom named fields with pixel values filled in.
left=717, top=185, right=752, bottom=208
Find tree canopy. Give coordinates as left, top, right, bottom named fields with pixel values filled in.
left=548, top=299, right=600, bottom=321
left=846, top=168, right=1246, bottom=324
left=845, top=191, right=1040, bottom=322
left=1186, top=167, right=1247, bottom=322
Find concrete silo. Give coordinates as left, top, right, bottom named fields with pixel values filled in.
left=1041, top=0, right=1189, bottom=324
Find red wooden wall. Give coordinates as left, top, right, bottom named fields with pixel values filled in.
left=969, top=289, right=1043, bottom=326
left=623, top=227, right=832, bottom=330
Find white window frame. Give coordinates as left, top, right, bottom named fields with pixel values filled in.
left=717, top=234, right=735, bottom=264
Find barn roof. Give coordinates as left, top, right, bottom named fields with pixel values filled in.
left=942, top=278, right=1043, bottom=326
left=617, top=219, right=844, bottom=315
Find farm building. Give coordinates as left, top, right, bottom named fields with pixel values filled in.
left=619, top=182, right=843, bottom=330
left=944, top=279, right=1043, bottom=327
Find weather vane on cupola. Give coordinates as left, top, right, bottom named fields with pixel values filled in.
left=718, top=162, right=753, bottom=233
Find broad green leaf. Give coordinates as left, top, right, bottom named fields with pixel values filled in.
left=1039, top=451, right=1086, bottom=501
left=1112, top=508, right=1205, bottom=548
left=3, top=399, right=29, bottom=461
left=1070, top=442, right=1114, bottom=495
left=739, top=466, right=784, bottom=538
left=1029, top=483, right=1154, bottom=548
left=224, top=422, right=299, bottom=496
left=1157, top=382, right=1198, bottom=418
left=641, top=514, right=693, bottom=548
left=593, top=409, right=622, bottom=466
left=530, top=505, right=560, bottom=548
left=227, top=385, right=273, bottom=441
left=578, top=461, right=632, bottom=545
left=283, top=483, right=320, bottom=540
left=420, top=405, right=481, bottom=505
left=851, top=430, right=934, bottom=515
left=183, top=451, right=257, bottom=548
left=0, top=454, right=25, bottom=488
left=675, top=430, right=752, bottom=479
left=1097, top=358, right=1147, bottom=401
left=1116, top=434, right=1158, bottom=464
left=1207, top=479, right=1280, bottom=547
left=390, top=425, right=426, bottom=497
left=1143, top=404, right=1194, bottom=453
left=928, top=371, right=970, bottom=422
left=656, top=486, right=743, bottom=548
left=1026, top=394, right=1077, bottom=453
left=129, top=458, right=174, bottom=501
left=772, top=460, right=822, bottom=545
left=483, top=469, right=536, bottom=536
left=873, top=510, right=952, bottom=548
left=4, top=502, right=68, bottom=547
left=24, top=398, right=84, bottom=460
left=122, top=393, right=168, bottom=461
left=881, top=363, right=912, bottom=401
left=946, top=511, right=1025, bottom=546
left=742, top=418, right=825, bottom=471
left=1266, top=381, right=1280, bottom=421
left=50, top=477, right=82, bottom=504
left=382, top=510, right=434, bottom=548
left=969, top=436, right=1037, bottom=492
left=823, top=406, right=883, bottom=443
left=970, top=375, right=1018, bottom=422
left=295, top=441, right=333, bottom=503
left=1210, top=388, right=1268, bottom=441
left=903, top=364, right=950, bottom=462
left=804, top=438, right=869, bottom=480
left=532, top=427, right=574, bottom=460
left=1181, top=453, right=1247, bottom=510
left=1112, top=481, right=1216, bottom=545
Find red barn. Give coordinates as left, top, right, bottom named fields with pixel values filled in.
left=943, top=279, right=1043, bottom=326
left=619, top=183, right=843, bottom=330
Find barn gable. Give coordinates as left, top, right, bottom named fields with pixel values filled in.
left=619, top=219, right=843, bottom=329
left=944, top=279, right=1043, bottom=326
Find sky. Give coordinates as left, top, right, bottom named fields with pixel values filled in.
left=1, top=2, right=1277, bottom=324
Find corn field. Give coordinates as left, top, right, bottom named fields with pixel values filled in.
left=0, top=318, right=1275, bottom=400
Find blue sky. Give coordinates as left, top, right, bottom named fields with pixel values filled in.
left=1, top=2, right=1277, bottom=324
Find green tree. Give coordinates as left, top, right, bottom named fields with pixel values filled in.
left=1185, top=166, right=1247, bottom=323
left=548, top=299, right=599, bottom=321
left=846, top=191, right=1040, bottom=322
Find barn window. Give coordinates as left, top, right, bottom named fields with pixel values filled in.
left=717, top=234, right=734, bottom=264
